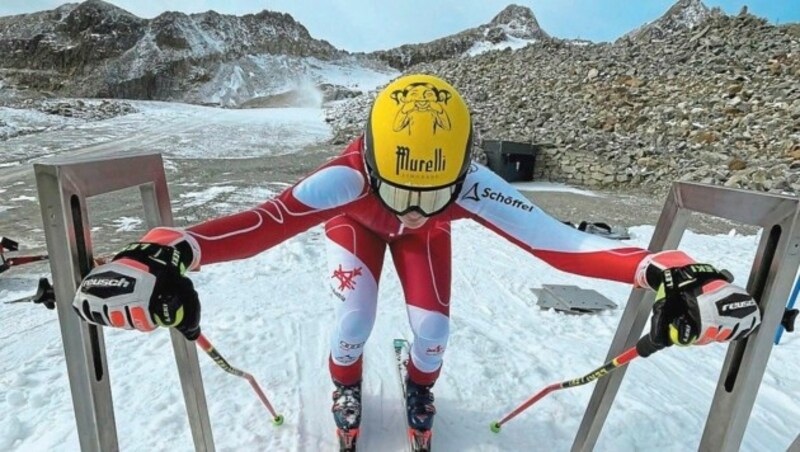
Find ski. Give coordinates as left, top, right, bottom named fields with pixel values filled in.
left=394, top=338, right=433, bottom=452
left=335, top=427, right=359, bottom=452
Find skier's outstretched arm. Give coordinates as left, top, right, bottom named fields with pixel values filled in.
left=451, top=163, right=761, bottom=348
left=71, top=145, right=370, bottom=338
left=185, top=156, right=368, bottom=265
left=450, top=163, right=651, bottom=283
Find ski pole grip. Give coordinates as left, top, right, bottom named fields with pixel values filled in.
left=635, top=334, right=663, bottom=358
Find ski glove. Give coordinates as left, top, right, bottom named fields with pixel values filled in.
left=72, top=242, right=201, bottom=340
left=648, top=262, right=761, bottom=348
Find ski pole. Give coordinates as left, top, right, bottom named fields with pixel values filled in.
left=490, top=335, right=661, bottom=433
left=0, top=254, right=49, bottom=274
left=195, top=333, right=285, bottom=426
left=775, top=273, right=800, bottom=345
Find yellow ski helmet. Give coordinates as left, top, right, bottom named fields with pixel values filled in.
left=364, top=74, right=473, bottom=216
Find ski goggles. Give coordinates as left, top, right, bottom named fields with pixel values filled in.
left=374, top=179, right=459, bottom=217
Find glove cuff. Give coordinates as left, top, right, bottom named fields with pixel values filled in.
left=634, top=250, right=695, bottom=290
left=139, top=227, right=201, bottom=272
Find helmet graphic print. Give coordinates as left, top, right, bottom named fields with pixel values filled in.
left=365, top=74, right=473, bottom=217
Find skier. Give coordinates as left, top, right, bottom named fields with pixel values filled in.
left=72, top=74, right=761, bottom=450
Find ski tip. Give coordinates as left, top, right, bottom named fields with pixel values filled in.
left=490, top=421, right=502, bottom=433
left=272, top=414, right=285, bottom=426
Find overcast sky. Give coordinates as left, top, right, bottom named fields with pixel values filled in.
left=0, top=1, right=797, bottom=51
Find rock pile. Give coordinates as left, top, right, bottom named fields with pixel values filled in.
left=20, top=98, right=138, bottom=120
left=327, top=7, right=800, bottom=195
left=0, top=98, right=137, bottom=141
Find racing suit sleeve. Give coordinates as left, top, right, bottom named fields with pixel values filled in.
left=449, top=163, right=653, bottom=284
left=143, top=150, right=369, bottom=267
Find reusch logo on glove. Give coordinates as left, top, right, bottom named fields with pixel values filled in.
left=81, top=271, right=136, bottom=298
left=716, top=293, right=757, bottom=319
left=83, top=278, right=131, bottom=289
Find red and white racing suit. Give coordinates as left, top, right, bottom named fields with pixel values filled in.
left=179, top=136, right=652, bottom=386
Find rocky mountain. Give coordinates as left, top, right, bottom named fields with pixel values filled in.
left=366, top=4, right=546, bottom=70
left=623, top=0, right=713, bottom=42
left=327, top=3, right=800, bottom=195
left=0, top=0, right=395, bottom=106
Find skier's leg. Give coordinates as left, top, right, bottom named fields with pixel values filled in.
left=326, top=215, right=387, bottom=385
left=390, top=223, right=451, bottom=386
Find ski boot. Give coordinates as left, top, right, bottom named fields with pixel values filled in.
left=405, top=377, right=435, bottom=451
left=332, top=381, right=362, bottom=451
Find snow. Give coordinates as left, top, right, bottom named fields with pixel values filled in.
left=180, top=14, right=226, bottom=55
left=179, top=186, right=238, bottom=209
left=8, top=196, right=36, bottom=202
left=307, top=58, right=399, bottom=92
left=161, top=107, right=332, bottom=159
left=112, top=217, right=144, bottom=232
left=465, top=36, right=535, bottom=57
left=622, top=0, right=710, bottom=40
left=671, top=0, right=710, bottom=29
left=1, top=101, right=799, bottom=452
left=500, top=20, right=537, bottom=38
left=512, top=181, right=602, bottom=197
left=0, top=107, right=76, bottom=143
left=2, top=221, right=799, bottom=451
left=191, top=55, right=397, bottom=107
left=0, top=102, right=333, bottom=163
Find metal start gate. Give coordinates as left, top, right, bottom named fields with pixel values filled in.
left=572, top=182, right=800, bottom=452
left=34, top=153, right=214, bottom=451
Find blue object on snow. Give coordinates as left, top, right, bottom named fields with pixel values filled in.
left=775, top=273, right=800, bottom=345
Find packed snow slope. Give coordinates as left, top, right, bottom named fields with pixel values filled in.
left=1, top=103, right=799, bottom=452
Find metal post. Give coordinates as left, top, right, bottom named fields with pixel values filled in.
left=788, top=433, right=800, bottom=452
left=139, top=180, right=215, bottom=450
left=571, top=182, right=800, bottom=452
left=35, top=153, right=215, bottom=451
